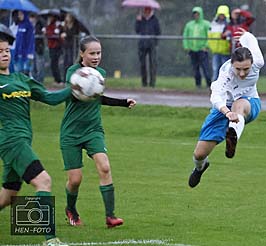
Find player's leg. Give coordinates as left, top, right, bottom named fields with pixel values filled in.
left=0, top=184, right=21, bottom=210
left=189, top=140, right=215, bottom=188
left=93, top=152, right=123, bottom=228
left=61, top=145, right=83, bottom=226
left=226, top=97, right=260, bottom=158
left=0, top=161, right=22, bottom=209
left=17, top=142, right=68, bottom=246
left=65, top=169, right=83, bottom=226
left=189, top=108, right=228, bottom=188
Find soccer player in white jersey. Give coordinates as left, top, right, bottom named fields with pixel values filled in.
left=188, top=28, right=264, bottom=188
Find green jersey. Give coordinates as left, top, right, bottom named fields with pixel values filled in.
left=0, top=72, right=71, bottom=152
left=60, top=64, right=106, bottom=147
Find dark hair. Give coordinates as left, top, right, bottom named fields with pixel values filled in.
left=0, top=35, right=9, bottom=43
left=231, top=47, right=253, bottom=64
left=78, top=35, right=100, bottom=63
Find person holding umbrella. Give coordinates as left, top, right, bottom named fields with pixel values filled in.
left=135, top=6, right=161, bottom=87
left=0, top=25, right=70, bottom=246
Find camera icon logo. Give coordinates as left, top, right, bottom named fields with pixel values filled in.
left=15, top=201, right=50, bottom=226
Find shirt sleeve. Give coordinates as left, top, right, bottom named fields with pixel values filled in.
left=210, top=62, right=232, bottom=110
left=239, top=32, right=264, bottom=69
left=100, top=95, right=129, bottom=107
left=29, top=79, right=72, bottom=105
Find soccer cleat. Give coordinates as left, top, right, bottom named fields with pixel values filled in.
left=43, top=237, right=68, bottom=246
left=188, top=162, right=210, bottom=188
left=225, top=127, right=238, bottom=158
left=106, top=216, right=124, bottom=228
left=65, top=207, right=83, bottom=226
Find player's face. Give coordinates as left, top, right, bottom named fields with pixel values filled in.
left=232, top=59, right=252, bottom=80
left=81, top=41, right=102, bottom=68
left=0, top=41, right=11, bottom=72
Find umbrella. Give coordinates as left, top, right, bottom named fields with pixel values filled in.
left=122, top=0, right=161, bottom=9
left=60, top=7, right=90, bottom=34
left=0, top=0, right=39, bottom=12
left=38, top=8, right=61, bottom=18
left=0, top=23, right=15, bottom=44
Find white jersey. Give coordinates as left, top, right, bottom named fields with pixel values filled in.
left=210, top=32, right=265, bottom=110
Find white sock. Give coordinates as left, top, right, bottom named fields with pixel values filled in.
left=229, top=114, right=245, bottom=139
left=193, top=156, right=208, bottom=171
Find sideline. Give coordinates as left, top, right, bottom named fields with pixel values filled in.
left=104, top=88, right=266, bottom=111
left=0, top=239, right=195, bottom=246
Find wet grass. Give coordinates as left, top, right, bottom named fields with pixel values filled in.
left=1, top=104, right=266, bottom=246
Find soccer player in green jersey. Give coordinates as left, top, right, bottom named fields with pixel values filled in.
left=0, top=29, right=70, bottom=246
left=61, top=36, right=136, bottom=228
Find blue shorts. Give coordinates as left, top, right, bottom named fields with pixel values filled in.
left=199, top=97, right=261, bottom=144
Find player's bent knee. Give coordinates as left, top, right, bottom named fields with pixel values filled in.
left=68, top=177, right=82, bottom=188
left=193, top=151, right=206, bottom=161
left=31, top=171, right=52, bottom=191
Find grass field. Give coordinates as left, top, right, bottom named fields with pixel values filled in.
left=0, top=102, right=266, bottom=246
left=44, top=75, right=266, bottom=94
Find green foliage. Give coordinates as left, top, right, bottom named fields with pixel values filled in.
left=1, top=103, right=266, bottom=246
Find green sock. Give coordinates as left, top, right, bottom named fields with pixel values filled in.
left=65, top=188, right=78, bottom=211
left=100, top=184, right=115, bottom=217
left=35, top=191, right=55, bottom=241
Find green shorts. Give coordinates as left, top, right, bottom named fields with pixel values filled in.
left=1, top=141, right=39, bottom=184
left=61, top=132, right=107, bottom=170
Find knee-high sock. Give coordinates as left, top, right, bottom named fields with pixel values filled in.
left=65, top=188, right=78, bottom=212
left=100, top=184, right=115, bottom=217
left=229, top=114, right=245, bottom=139
left=193, top=155, right=208, bottom=171
left=35, top=191, right=55, bottom=241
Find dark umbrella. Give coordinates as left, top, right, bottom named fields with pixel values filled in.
left=0, top=23, right=15, bottom=45
left=0, top=0, right=39, bottom=12
left=60, top=7, right=90, bottom=34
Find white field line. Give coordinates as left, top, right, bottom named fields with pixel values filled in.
left=0, top=239, right=195, bottom=246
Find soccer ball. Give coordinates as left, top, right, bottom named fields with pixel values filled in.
left=70, top=67, right=105, bottom=102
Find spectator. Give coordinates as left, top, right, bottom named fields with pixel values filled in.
left=0, top=10, right=10, bottom=27
left=29, top=13, right=46, bottom=83
left=14, top=11, right=35, bottom=76
left=9, top=11, right=19, bottom=73
left=43, top=13, right=63, bottom=86
left=222, top=7, right=255, bottom=52
left=183, top=6, right=211, bottom=89
left=61, top=13, right=80, bottom=79
left=135, top=7, right=161, bottom=87
left=208, top=5, right=231, bottom=81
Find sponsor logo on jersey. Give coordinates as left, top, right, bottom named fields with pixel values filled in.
left=0, top=84, right=9, bottom=89
left=2, top=91, right=31, bottom=99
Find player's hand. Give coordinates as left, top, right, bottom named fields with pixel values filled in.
left=127, top=99, right=136, bottom=108
left=225, top=111, right=240, bottom=123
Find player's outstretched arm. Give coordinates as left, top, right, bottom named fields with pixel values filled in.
left=29, top=79, right=72, bottom=105
left=101, top=96, right=136, bottom=108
